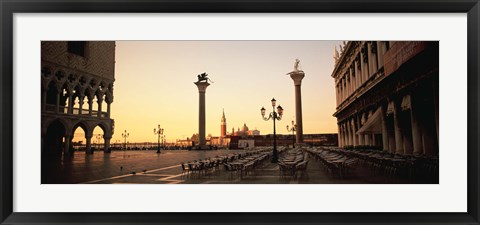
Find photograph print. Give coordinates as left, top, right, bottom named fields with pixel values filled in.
left=41, top=40, right=438, bottom=184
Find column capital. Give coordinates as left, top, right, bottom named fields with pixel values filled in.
left=194, top=81, right=210, bottom=93
left=288, top=71, right=305, bottom=86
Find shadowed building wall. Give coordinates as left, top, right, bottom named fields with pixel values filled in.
left=332, top=41, right=438, bottom=157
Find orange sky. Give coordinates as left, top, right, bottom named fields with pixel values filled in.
left=76, top=41, right=342, bottom=143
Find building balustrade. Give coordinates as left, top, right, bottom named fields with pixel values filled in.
left=43, top=104, right=109, bottom=118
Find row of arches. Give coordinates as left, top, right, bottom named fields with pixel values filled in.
left=42, top=66, right=114, bottom=118
left=42, top=118, right=113, bottom=156
left=42, top=66, right=113, bottom=96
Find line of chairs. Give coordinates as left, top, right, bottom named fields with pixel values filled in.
left=179, top=149, right=271, bottom=178
left=278, top=148, right=309, bottom=179
left=337, top=148, right=438, bottom=182
left=309, top=147, right=438, bottom=182
left=307, top=148, right=358, bottom=178
left=223, top=152, right=271, bottom=178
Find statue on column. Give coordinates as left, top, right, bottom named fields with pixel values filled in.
left=197, top=72, right=214, bottom=83
left=293, top=58, right=301, bottom=72
left=288, top=58, right=305, bottom=75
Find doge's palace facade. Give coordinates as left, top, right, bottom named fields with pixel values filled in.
left=41, top=41, right=116, bottom=155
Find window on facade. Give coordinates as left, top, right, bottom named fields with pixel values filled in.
left=67, top=41, right=86, bottom=57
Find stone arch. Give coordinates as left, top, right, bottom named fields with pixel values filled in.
left=91, top=121, right=112, bottom=138
left=71, top=121, right=90, bottom=152
left=72, top=120, right=92, bottom=137
left=89, top=121, right=112, bottom=153
left=43, top=119, right=67, bottom=156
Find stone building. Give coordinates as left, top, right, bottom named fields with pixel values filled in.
left=332, top=41, right=438, bottom=157
left=232, top=123, right=260, bottom=136
left=41, top=41, right=116, bottom=155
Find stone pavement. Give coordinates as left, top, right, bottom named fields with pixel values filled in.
left=42, top=149, right=416, bottom=184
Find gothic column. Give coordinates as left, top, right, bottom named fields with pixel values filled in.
left=195, top=81, right=210, bottom=148
left=64, top=133, right=72, bottom=155
left=104, top=136, right=111, bottom=153
left=107, top=102, right=111, bottom=118
left=67, top=93, right=74, bottom=114
left=97, top=96, right=103, bottom=118
left=86, top=134, right=93, bottom=154
left=78, top=95, right=84, bottom=115
left=88, top=96, right=93, bottom=117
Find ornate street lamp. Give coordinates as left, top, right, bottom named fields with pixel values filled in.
left=286, top=120, right=297, bottom=148
left=153, top=125, right=164, bottom=153
left=261, top=98, right=283, bottom=163
left=121, top=130, right=129, bottom=150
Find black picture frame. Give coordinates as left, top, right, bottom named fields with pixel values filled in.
left=1, top=0, right=479, bottom=224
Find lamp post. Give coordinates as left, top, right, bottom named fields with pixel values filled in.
left=286, top=120, right=297, bottom=148
left=163, top=135, right=166, bottom=148
left=261, top=98, right=283, bottom=163
left=153, top=125, right=164, bottom=153
left=121, top=130, right=129, bottom=150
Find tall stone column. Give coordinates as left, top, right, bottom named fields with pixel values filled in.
left=195, top=81, right=210, bottom=148
left=338, top=124, right=343, bottom=147
left=289, top=70, right=305, bottom=144
left=357, top=114, right=364, bottom=146
left=410, top=95, right=423, bottom=155
left=393, top=101, right=404, bottom=154
left=351, top=119, right=358, bottom=147
left=381, top=106, right=389, bottom=151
